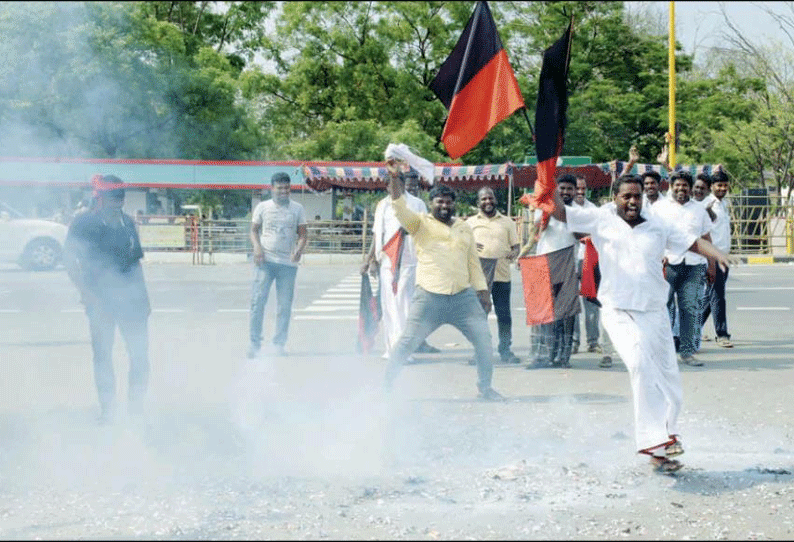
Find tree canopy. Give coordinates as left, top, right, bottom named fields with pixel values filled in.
left=0, top=1, right=789, bottom=199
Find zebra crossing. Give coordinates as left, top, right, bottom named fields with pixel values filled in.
left=293, top=273, right=371, bottom=320
left=292, top=273, right=515, bottom=321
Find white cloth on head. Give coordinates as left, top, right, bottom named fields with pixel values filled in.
left=565, top=205, right=697, bottom=312
left=384, top=143, right=435, bottom=185
left=602, top=306, right=682, bottom=451
left=372, top=193, right=427, bottom=356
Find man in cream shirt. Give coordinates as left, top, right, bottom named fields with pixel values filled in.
left=467, top=187, right=521, bottom=364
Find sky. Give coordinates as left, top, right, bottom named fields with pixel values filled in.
left=629, top=1, right=792, bottom=58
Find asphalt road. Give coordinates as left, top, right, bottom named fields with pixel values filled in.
left=1, top=260, right=793, bottom=539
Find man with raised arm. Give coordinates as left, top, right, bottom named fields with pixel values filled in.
left=548, top=174, right=733, bottom=472
left=383, top=159, right=504, bottom=401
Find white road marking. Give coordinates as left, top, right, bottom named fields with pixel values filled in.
left=152, top=309, right=185, bottom=313
left=296, top=306, right=358, bottom=312
left=728, top=287, right=794, bottom=291
left=60, top=309, right=83, bottom=313
left=320, top=293, right=360, bottom=298
left=736, top=307, right=790, bottom=311
left=0, top=309, right=21, bottom=313
left=294, top=315, right=358, bottom=320
left=217, top=309, right=249, bottom=313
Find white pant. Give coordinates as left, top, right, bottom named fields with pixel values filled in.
left=379, top=262, right=417, bottom=356
left=602, top=307, right=683, bottom=452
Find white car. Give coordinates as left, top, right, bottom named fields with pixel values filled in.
left=0, top=215, right=68, bottom=271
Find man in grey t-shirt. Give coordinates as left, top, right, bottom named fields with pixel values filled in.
left=248, top=172, right=308, bottom=358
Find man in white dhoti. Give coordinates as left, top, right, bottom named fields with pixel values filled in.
left=361, top=172, right=439, bottom=359
left=549, top=174, right=733, bottom=472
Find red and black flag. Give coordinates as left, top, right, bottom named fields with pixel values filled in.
left=533, top=22, right=573, bottom=213
left=357, top=273, right=381, bottom=355
left=579, top=237, right=601, bottom=305
left=517, top=245, right=580, bottom=326
left=429, top=1, right=524, bottom=159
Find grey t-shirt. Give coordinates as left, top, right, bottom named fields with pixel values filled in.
left=252, top=199, right=307, bottom=266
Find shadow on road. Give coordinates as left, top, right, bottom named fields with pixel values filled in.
left=671, top=466, right=794, bottom=496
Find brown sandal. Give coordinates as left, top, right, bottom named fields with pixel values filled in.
left=665, top=435, right=684, bottom=457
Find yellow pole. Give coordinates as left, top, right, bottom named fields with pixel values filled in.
left=668, top=1, right=676, bottom=169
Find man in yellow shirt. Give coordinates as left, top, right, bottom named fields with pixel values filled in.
left=467, top=187, right=521, bottom=364
left=384, top=162, right=504, bottom=401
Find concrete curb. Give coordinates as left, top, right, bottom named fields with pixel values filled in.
left=142, top=251, right=365, bottom=266
left=741, top=255, right=794, bottom=264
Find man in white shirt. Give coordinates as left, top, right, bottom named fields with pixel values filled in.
left=529, top=174, right=579, bottom=369
left=248, top=173, right=308, bottom=358
left=361, top=172, right=438, bottom=360
left=571, top=177, right=602, bottom=357
left=550, top=174, right=732, bottom=472
left=701, top=169, right=733, bottom=348
left=691, top=172, right=717, bottom=352
left=653, top=171, right=713, bottom=366
left=641, top=171, right=665, bottom=216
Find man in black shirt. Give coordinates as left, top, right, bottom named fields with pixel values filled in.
left=64, top=175, right=150, bottom=424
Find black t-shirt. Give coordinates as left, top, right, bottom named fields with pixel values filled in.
left=67, top=211, right=144, bottom=275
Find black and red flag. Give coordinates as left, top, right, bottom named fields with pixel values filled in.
left=532, top=22, right=573, bottom=214
left=429, top=1, right=525, bottom=159
left=517, top=245, right=580, bottom=326
left=357, top=273, right=381, bottom=355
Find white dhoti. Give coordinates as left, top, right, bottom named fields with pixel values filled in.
left=379, top=259, right=416, bottom=356
left=601, top=306, right=683, bottom=452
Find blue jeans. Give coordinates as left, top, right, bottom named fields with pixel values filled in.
left=86, top=301, right=149, bottom=415
left=702, top=265, right=730, bottom=339
left=573, top=259, right=600, bottom=349
left=386, top=287, right=494, bottom=393
left=249, top=261, right=298, bottom=349
left=665, top=263, right=706, bottom=357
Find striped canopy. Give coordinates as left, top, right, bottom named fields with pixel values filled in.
left=602, top=162, right=723, bottom=179
left=302, top=163, right=511, bottom=191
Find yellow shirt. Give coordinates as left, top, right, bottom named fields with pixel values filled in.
left=466, top=211, right=519, bottom=282
left=391, top=195, right=487, bottom=294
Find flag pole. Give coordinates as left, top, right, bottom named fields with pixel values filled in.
left=668, top=1, right=676, bottom=169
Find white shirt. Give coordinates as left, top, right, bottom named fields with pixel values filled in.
left=251, top=199, right=307, bottom=266
left=566, top=206, right=697, bottom=312
left=534, top=207, right=577, bottom=255
left=573, top=199, right=597, bottom=260
left=642, top=193, right=666, bottom=218
left=652, top=198, right=711, bottom=266
left=709, top=197, right=731, bottom=253
left=373, top=192, right=427, bottom=267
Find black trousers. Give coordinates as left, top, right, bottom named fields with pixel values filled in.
left=491, top=281, right=513, bottom=357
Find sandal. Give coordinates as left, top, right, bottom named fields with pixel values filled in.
left=665, top=435, right=684, bottom=457
left=649, top=456, right=683, bottom=473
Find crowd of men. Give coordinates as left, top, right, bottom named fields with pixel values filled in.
left=64, top=150, right=736, bottom=471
